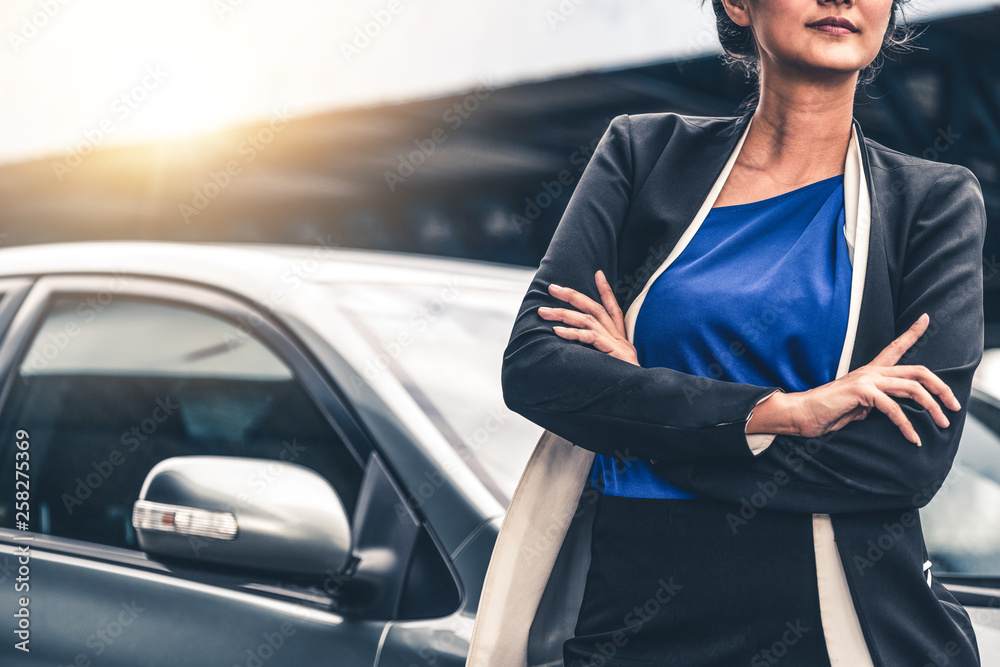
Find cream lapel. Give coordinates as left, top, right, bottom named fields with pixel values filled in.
left=466, top=428, right=592, bottom=666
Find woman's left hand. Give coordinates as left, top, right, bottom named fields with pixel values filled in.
left=537, top=269, right=639, bottom=366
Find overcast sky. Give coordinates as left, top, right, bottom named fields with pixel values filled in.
left=0, top=0, right=991, bottom=165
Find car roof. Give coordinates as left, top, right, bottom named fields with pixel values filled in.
left=0, top=240, right=535, bottom=307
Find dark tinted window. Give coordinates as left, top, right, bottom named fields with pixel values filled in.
left=0, top=296, right=363, bottom=551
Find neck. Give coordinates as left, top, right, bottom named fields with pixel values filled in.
left=739, top=61, right=858, bottom=184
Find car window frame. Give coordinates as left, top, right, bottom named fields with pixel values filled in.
left=0, top=278, right=34, bottom=347
left=0, top=273, right=378, bottom=607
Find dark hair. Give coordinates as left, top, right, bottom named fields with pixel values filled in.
left=704, top=0, right=922, bottom=110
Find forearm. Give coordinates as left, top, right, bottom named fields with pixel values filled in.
left=503, top=336, right=784, bottom=463
left=746, top=389, right=805, bottom=437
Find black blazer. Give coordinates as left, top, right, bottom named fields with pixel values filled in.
left=499, top=110, right=987, bottom=666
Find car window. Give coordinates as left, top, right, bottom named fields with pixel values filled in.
left=921, top=392, right=1000, bottom=575
left=0, top=296, right=363, bottom=551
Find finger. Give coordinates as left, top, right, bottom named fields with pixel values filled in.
left=869, top=313, right=929, bottom=367
left=829, top=405, right=871, bottom=432
left=870, top=391, right=921, bottom=446
left=552, top=326, right=615, bottom=355
left=539, top=306, right=612, bottom=337
left=875, top=377, right=951, bottom=429
left=547, top=283, right=615, bottom=332
left=594, top=270, right=626, bottom=338
left=879, top=364, right=961, bottom=411
left=547, top=283, right=618, bottom=334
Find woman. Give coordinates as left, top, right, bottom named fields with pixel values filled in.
left=467, top=0, right=987, bottom=665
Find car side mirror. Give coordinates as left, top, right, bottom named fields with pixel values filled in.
left=131, top=456, right=353, bottom=577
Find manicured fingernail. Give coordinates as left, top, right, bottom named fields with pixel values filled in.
left=538, top=306, right=550, bottom=312
left=916, top=436, right=922, bottom=447
left=549, top=284, right=563, bottom=291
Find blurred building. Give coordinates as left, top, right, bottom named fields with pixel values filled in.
left=0, top=5, right=997, bottom=333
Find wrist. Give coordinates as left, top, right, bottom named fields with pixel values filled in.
left=746, top=389, right=802, bottom=436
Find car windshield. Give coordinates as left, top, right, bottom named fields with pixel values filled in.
left=328, top=280, right=543, bottom=504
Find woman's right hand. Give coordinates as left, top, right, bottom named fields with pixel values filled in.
left=761, top=313, right=962, bottom=446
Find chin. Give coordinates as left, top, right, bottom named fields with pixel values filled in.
left=792, top=51, right=876, bottom=78
left=811, top=62, right=870, bottom=77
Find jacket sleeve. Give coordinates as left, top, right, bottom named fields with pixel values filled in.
left=501, top=113, right=784, bottom=464
left=650, top=165, right=988, bottom=514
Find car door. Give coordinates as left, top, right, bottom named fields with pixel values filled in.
left=0, top=274, right=393, bottom=666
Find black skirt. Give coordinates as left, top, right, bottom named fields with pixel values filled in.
left=563, top=487, right=834, bottom=667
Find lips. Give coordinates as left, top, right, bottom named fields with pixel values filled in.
left=806, top=16, right=859, bottom=35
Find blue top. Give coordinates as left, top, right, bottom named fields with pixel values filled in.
left=590, top=174, right=853, bottom=499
